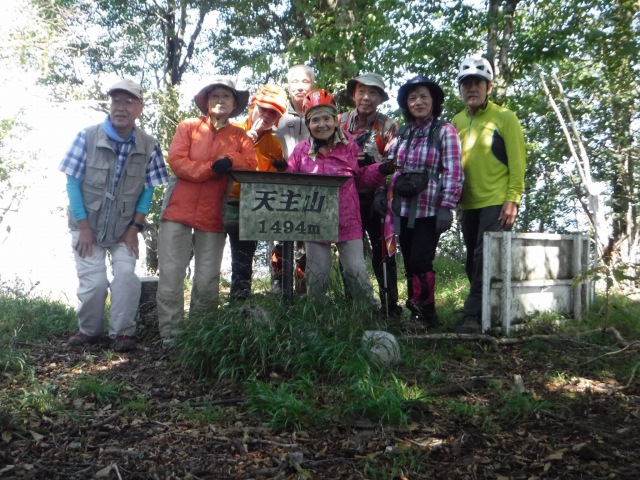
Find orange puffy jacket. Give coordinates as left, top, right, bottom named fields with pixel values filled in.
left=162, top=117, right=256, bottom=232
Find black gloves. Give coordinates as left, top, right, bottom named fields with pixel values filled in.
left=357, top=153, right=375, bottom=168
left=272, top=158, right=288, bottom=171
left=211, top=157, right=233, bottom=174
left=435, top=207, right=453, bottom=234
left=373, top=190, right=388, bottom=216
left=378, top=161, right=396, bottom=176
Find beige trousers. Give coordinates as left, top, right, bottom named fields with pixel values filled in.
left=156, top=220, right=226, bottom=339
left=71, top=230, right=140, bottom=338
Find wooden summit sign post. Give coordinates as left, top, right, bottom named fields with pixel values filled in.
left=230, top=171, right=348, bottom=303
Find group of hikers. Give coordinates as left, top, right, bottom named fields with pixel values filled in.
left=59, top=56, right=526, bottom=352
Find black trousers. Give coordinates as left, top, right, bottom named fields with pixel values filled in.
left=460, top=205, right=504, bottom=316
left=361, top=199, right=400, bottom=307
left=227, top=231, right=258, bottom=300
left=397, top=215, right=440, bottom=275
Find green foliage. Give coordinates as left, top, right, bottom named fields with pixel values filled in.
left=492, top=392, right=554, bottom=423
left=576, top=260, right=640, bottom=327
left=176, top=296, right=376, bottom=381
left=445, top=399, right=486, bottom=420
left=0, top=118, right=18, bottom=182
left=14, top=373, right=64, bottom=414
left=124, top=396, right=152, bottom=415
left=0, top=282, right=77, bottom=373
left=341, top=375, right=412, bottom=425
left=593, top=294, right=640, bottom=340
left=364, top=447, right=432, bottom=479
left=69, top=375, right=121, bottom=404
left=246, top=378, right=320, bottom=429
left=0, top=346, right=26, bottom=374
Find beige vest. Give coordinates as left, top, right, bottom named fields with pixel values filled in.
left=68, top=124, right=157, bottom=246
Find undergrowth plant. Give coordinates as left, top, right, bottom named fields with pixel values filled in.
left=14, top=373, right=64, bottom=414
left=0, top=282, right=76, bottom=373
left=175, top=403, right=228, bottom=426
left=246, top=378, right=320, bottom=430
left=69, top=375, right=121, bottom=404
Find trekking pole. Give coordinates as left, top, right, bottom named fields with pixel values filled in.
left=381, top=216, right=389, bottom=317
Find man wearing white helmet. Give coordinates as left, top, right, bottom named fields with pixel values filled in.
left=452, top=55, right=526, bottom=334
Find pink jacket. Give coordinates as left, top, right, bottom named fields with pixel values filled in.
left=287, top=132, right=386, bottom=242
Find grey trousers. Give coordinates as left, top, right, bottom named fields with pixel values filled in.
left=305, top=239, right=379, bottom=309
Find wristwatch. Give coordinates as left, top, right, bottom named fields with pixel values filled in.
left=129, top=220, right=145, bottom=232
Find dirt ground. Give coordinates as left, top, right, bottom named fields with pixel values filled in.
left=1, top=329, right=639, bottom=480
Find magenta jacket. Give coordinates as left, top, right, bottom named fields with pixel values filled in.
left=287, top=131, right=386, bottom=242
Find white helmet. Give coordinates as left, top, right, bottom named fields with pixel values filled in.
left=457, top=56, right=493, bottom=83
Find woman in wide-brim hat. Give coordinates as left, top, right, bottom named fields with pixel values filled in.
left=381, top=75, right=464, bottom=328
left=156, top=76, right=256, bottom=347
left=193, top=77, right=251, bottom=123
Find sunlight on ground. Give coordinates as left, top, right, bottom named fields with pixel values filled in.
left=74, top=357, right=130, bottom=375
left=546, top=376, right=620, bottom=395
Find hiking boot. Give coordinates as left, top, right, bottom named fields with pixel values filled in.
left=406, top=301, right=441, bottom=328
left=379, top=304, right=403, bottom=318
left=419, top=311, right=442, bottom=328
left=113, top=335, right=137, bottom=353
left=454, top=315, right=482, bottom=334
left=270, top=280, right=282, bottom=294
left=230, top=291, right=251, bottom=301
left=68, top=332, right=101, bottom=347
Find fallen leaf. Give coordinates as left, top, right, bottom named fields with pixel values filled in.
left=0, top=465, right=15, bottom=475
left=1, top=431, right=11, bottom=442
left=95, top=464, right=113, bottom=477
left=545, top=450, right=564, bottom=461
left=29, top=430, right=44, bottom=441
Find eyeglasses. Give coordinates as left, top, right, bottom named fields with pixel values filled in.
left=111, top=97, right=141, bottom=107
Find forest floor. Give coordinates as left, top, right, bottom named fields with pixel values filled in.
left=2, top=321, right=639, bottom=480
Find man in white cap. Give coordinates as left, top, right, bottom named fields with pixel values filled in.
left=156, top=76, right=256, bottom=347
left=59, top=78, right=169, bottom=352
left=338, top=73, right=401, bottom=317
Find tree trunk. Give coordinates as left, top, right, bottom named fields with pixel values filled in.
left=607, top=0, right=638, bottom=264
left=486, top=0, right=522, bottom=96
